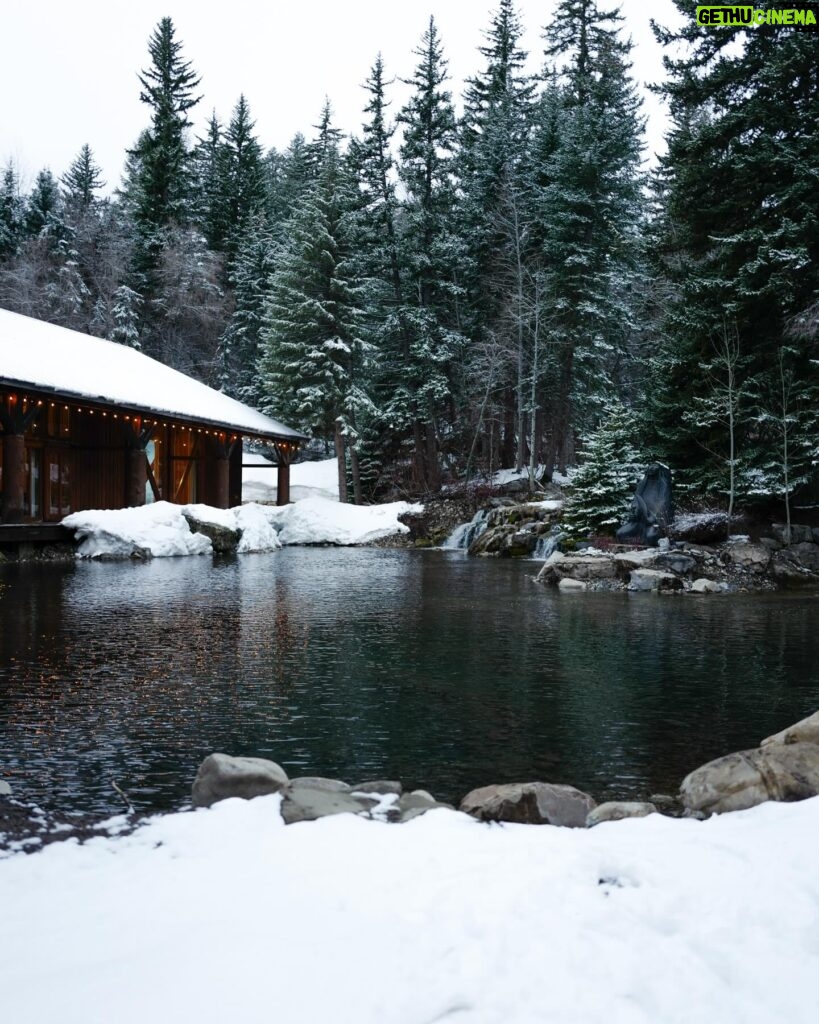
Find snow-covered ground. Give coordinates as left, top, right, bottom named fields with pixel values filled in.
left=243, top=455, right=339, bottom=502
left=1, top=796, right=818, bottom=1024
left=63, top=496, right=420, bottom=558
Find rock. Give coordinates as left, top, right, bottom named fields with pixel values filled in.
left=350, top=780, right=403, bottom=796
left=689, top=578, right=722, bottom=595
left=612, top=549, right=658, bottom=570
left=0, top=779, right=12, bottom=797
left=649, top=793, right=685, bottom=816
left=771, top=523, right=814, bottom=545
left=668, top=512, right=729, bottom=544
left=771, top=551, right=819, bottom=587
left=545, top=552, right=618, bottom=582
left=460, top=781, right=596, bottom=827
left=627, top=569, right=682, bottom=592
left=723, top=542, right=771, bottom=572
left=288, top=776, right=351, bottom=793
left=182, top=513, right=241, bottom=554
left=280, top=784, right=376, bottom=825
left=781, top=542, right=819, bottom=573
left=586, top=801, right=657, bottom=827
left=396, top=790, right=453, bottom=822
left=192, top=753, right=289, bottom=808
left=813, top=527, right=819, bottom=545
left=558, top=577, right=587, bottom=592
left=761, top=711, right=819, bottom=748
left=759, top=537, right=782, bottom=552
left=680, top=743, right=819, bottom=815
left=655, top=551, right=698, bottom=575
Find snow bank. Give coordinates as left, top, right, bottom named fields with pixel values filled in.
left=242, top=456, right=339, bottom=503
left=1, top=796, right=818, bottom=1024
left=267, top=496, right=422, bottom=546
left=63, top=497, right=419, bottom=557
left=63, top=502, right=213, bottom=558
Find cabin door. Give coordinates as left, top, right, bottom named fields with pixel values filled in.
left=43, top=447, right=72, bottom=521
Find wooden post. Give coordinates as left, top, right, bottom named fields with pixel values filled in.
left=214, top=454, right=230, bottom=509
left=277, top=462, right=290, bottom=506
left=1, top=432, right=26, bottom=524
left=126, top=447, right=148, bottom=508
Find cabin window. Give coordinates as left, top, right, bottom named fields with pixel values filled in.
left=145, top=430, right=164, bottom=503
left=171, top=428, right=198, bottom=504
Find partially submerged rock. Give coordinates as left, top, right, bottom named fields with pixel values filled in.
left=182, top=511, right=241, bottom=553
left=689, top=578, right=722, bottom=594
left=761, top=711, right=819, bottom=748
left=628, top=569, right=682, bottom=592
left=460, top=781, right=596, bottom=827
left=586, top=801, right=657, bottom=827
left=192, top=753, right=289, bottom=808
left=280, top=783, right=378, bottom=825
left=680, top=743, right=819, bottom=815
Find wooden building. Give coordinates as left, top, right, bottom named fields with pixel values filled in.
left=0, top=309, right=305, bottom=526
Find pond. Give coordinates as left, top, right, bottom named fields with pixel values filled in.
left=1, top=548, right=818, bottom=816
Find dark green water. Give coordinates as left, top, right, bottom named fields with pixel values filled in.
left=1, top=548, right=818, bottom=815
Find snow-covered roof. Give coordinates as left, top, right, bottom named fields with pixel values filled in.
left=0, top=308, right=305, bottom=442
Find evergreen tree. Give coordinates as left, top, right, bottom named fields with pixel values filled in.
left=258, top=122, right=367, bottom=501
left=216, top=214, right=277, bottom=399
left=396, top=17, right=465, bottom=491
left=25, top=169, right=61, bottom=238
left=62, top=144, right=105, bottom=210
left=110, top=284, right=143, bottom=349
left=266, top=133, right=314, bottom=237
left=649, top=1, right=819, bottom=498
left=192, top=113, right=229, bottom=252
left=537, top=0, right=644, bottom=475
left=561, top=401, right=642, bottom=537
left=0, top=162, right=24, bottom=260
left=221, top=95, right=267, bottom=262
left=127, top=17, right=201, bottom=270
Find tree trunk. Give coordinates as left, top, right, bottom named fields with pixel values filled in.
left=335, top=420, right=348, bottom=504
left=350, top=444, right=363, bottom=505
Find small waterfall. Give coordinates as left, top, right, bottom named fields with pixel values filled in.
left=531, top=530, right=562, bottom=561
left=443, top=508, right=491, bottom=550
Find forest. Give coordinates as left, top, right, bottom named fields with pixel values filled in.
left=1, top=0, right=817, bottom=527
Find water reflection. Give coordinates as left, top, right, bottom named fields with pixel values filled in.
left=1, top=550, right=818, bottom=815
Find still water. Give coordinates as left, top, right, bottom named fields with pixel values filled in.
left=1, top=548, right=818, bottom=815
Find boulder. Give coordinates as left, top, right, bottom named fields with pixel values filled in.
left=612, top=549, right=658, bottom=570
left=0, top=779, right=12, bottom=797
left=460, top=781, right=596, bottom=827
left=586, top=801, right=657, bottom=827
left=280, top=783, right=376, bottom=825
left=192, top=753, right=289, bottom=808
left=723, top=542, right=771, bottom=572
left=395, top=790, right=453, bottom=822
left=350, top=780, right=403, bottom=796
left=771, top=551, right=819, bottom=587
left=761, top=711, right=819, bottom=748
left=771, top=523, right=814, bottom=545
left=182, top=513, right=241, bottom=554
left=781, top=542, right=819, bottom=573
left=544, top=552, right=618, bottom=582
left=668, top=512, right=729, bottom=544
left=680, top=743, right=819, bottom=815
left=288, top=776, right=351, bottom=793
left=558, top=577, right=587, bottom=592
left=627, top=569, right=682, bottom=592
left=655, top=551, right=698, bottom=575
left=689, top=578, right=722, bottom=595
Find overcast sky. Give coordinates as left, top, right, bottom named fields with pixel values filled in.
left=2, top=0, right=683, bottom=193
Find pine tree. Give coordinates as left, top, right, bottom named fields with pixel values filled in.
left=127, top=17, right=202, bottom=270
left=537, top=0, right=644, bottom=475
left=192, top=113, right=229, bottom=251
left=396, top=17, right=465, bottom=491
left=0, top=162, right=24, bottom=260
left=110, top=284, right=143, bottom=349
left=25, top=169, right=62, bottom=238
left=221, top=95, right=267, bottom=263
left=650, top=2, right=819, bottom=499
left=62, top=144, right=105, bottom=210
left=266, top=133, right=314, bottom=237
left=561, top=402, right=642, bottom=538
left=259, top=115, right=367, bottom=500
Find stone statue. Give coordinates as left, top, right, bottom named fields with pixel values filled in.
left=615, top=463, right=673, bottom=547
